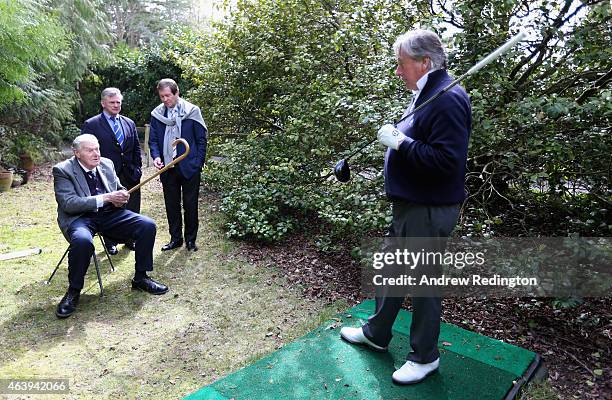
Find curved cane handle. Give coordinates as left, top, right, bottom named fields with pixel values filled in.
left=128, top=138, right=190, bottom=194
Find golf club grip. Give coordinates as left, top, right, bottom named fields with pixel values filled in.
left=127, top=138, right=190, bottom=194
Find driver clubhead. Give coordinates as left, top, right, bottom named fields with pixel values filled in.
left=334, top=159, right=351, bottom=182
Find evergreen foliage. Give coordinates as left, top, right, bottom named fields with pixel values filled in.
left=1, top=0, right=609, bottom=243
left=0, top=0, right=111, bottom=163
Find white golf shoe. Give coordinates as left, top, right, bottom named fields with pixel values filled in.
left=392, top=358, right=440, bottom=384
left=340, top=326, right=388, bottom=352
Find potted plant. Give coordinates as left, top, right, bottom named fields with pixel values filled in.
left=12, top=133, right=44, bottom=181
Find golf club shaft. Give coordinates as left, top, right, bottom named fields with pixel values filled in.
left=343, top=31, right=527, bottom=162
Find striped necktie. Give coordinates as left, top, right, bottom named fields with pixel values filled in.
left=111, top=116, right=124, bottom=147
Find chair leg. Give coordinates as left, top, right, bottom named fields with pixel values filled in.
left=98, top=235, right=115, bottom=272
left=92, top=253, right=104, bottom=298
left=46, top=246, right=70, bottom=285
left=48, top=237, right=108, bottom=297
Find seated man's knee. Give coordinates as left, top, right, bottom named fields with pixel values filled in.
left=139, top=216, right=156, bottom=236
left=70, top=232, right=95, bottom=252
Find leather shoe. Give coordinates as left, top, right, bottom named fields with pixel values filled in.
left=186, top=241, right=198, bottom=251
left=392, top=358, right=439, bottom=385
left=56, top=291, right=80, bottom=318
left=340, top=326, right=388, bottom=352
left=106, top=244, right=119, bottom=255
left=124, top=241, right=136, bottom=251
left=131, top=276, right=168, bottom=295
left=161, top=239, right=183, bottom=251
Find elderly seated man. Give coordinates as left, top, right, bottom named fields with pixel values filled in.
left=53, top=134, right=168, bottom=318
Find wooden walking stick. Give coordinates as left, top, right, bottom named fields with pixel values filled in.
left=128, top=138, right=190, bottom=194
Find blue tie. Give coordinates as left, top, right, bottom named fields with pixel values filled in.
left=111, top=117, right=124, bottom=147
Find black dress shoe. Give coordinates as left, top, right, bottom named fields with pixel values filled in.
left=106, top=244, right=119, bottom=255
left=161, top=239, right=183, bottom=251
left=124, top=241, right=136, bottom=251
left=131, top=277, right=168, bottom=295
left=56, top=291, right=80, bottom=318
left=186, top=241, right=198, bottom=252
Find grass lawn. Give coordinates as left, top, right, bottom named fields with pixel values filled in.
left=0, top=165, right=343, bottom=399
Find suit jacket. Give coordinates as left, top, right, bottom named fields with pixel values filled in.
left=148, top=108, right=207, bottom=180
left=53, top=157, right=124, bottom=237
left=81, top=113, right=142, bottom=183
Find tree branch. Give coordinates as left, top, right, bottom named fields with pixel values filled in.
left=575, top=68, right=612, bottom=104
left=510, top=0, right=577, bottom=85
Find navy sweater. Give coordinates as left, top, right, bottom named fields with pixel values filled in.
left=384, top=69, right=471, bottom=205
left=149, top=109, right=208, bottom=180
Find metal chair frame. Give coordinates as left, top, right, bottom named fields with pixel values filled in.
left=46, top=234, right=115, bottom=297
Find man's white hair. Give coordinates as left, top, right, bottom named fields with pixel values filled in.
left=72, top=134, right=99, bottom=150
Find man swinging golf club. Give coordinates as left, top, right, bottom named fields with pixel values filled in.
left=340, top=29, right=471, bottom=384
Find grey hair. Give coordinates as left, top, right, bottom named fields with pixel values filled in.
left=101, top=87, right=123, bottom=100
left=393, top=29, right=448, bottom=71
left=72, top=134, right=99, bottom=150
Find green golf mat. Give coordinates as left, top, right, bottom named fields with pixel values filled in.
left=185, top=300, right=541, bottom=400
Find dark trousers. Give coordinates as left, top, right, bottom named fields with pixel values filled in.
left=362, top=201, right=460, bottom=364
left=160, top=168, right=200, bottom=243
left=104, top=170, right=141, bottom=246
left=66, top=208, right=156, bottom=290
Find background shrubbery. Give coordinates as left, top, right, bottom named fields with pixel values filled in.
left=0, top=0, right=196, bottom=161
left=78, top=32, right=195, bottom=127
left=1, top=0, right=609, bottom=244
left=181, top=0, right=611, bottom=243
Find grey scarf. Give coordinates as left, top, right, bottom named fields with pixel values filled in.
left=151, top=98, right=207, bottom=165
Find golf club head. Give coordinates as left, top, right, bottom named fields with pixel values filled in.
left=334, top=159, right=350, bottom=182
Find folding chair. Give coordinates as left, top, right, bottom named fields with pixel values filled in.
left=46, top=233, right=115, bottom=297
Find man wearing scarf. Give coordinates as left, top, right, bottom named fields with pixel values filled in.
left=149, top=79, right=207, bottom=252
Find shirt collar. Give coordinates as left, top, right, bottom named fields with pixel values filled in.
left=412, top=70, right=434, bottom=96
left=77, top=160, right=97, bottom=174
left=102, top=111, right=119, bottom=121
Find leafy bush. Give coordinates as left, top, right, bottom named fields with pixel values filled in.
left=187, top=1, right=612, bottom=242
left=181, top=0, right=415, bottom=243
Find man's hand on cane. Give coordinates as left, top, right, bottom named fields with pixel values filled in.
left=104, top=190, right=130, bottom=208
left=153, top=157, right=164, bottom=170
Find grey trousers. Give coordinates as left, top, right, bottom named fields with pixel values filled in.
left=362, top=201, right=460, bottom=364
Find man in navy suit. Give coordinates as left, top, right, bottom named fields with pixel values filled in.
left=81, top=88, right=142, bottom=253
left=149, top=79, right=207, bottom=252
left=340, top=29, right=471, bottom=385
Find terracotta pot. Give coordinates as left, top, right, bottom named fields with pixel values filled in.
left=0, top=171, right=13, bottom=192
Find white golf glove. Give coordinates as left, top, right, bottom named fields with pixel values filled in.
left=377, top=124, right=407, bottom=151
